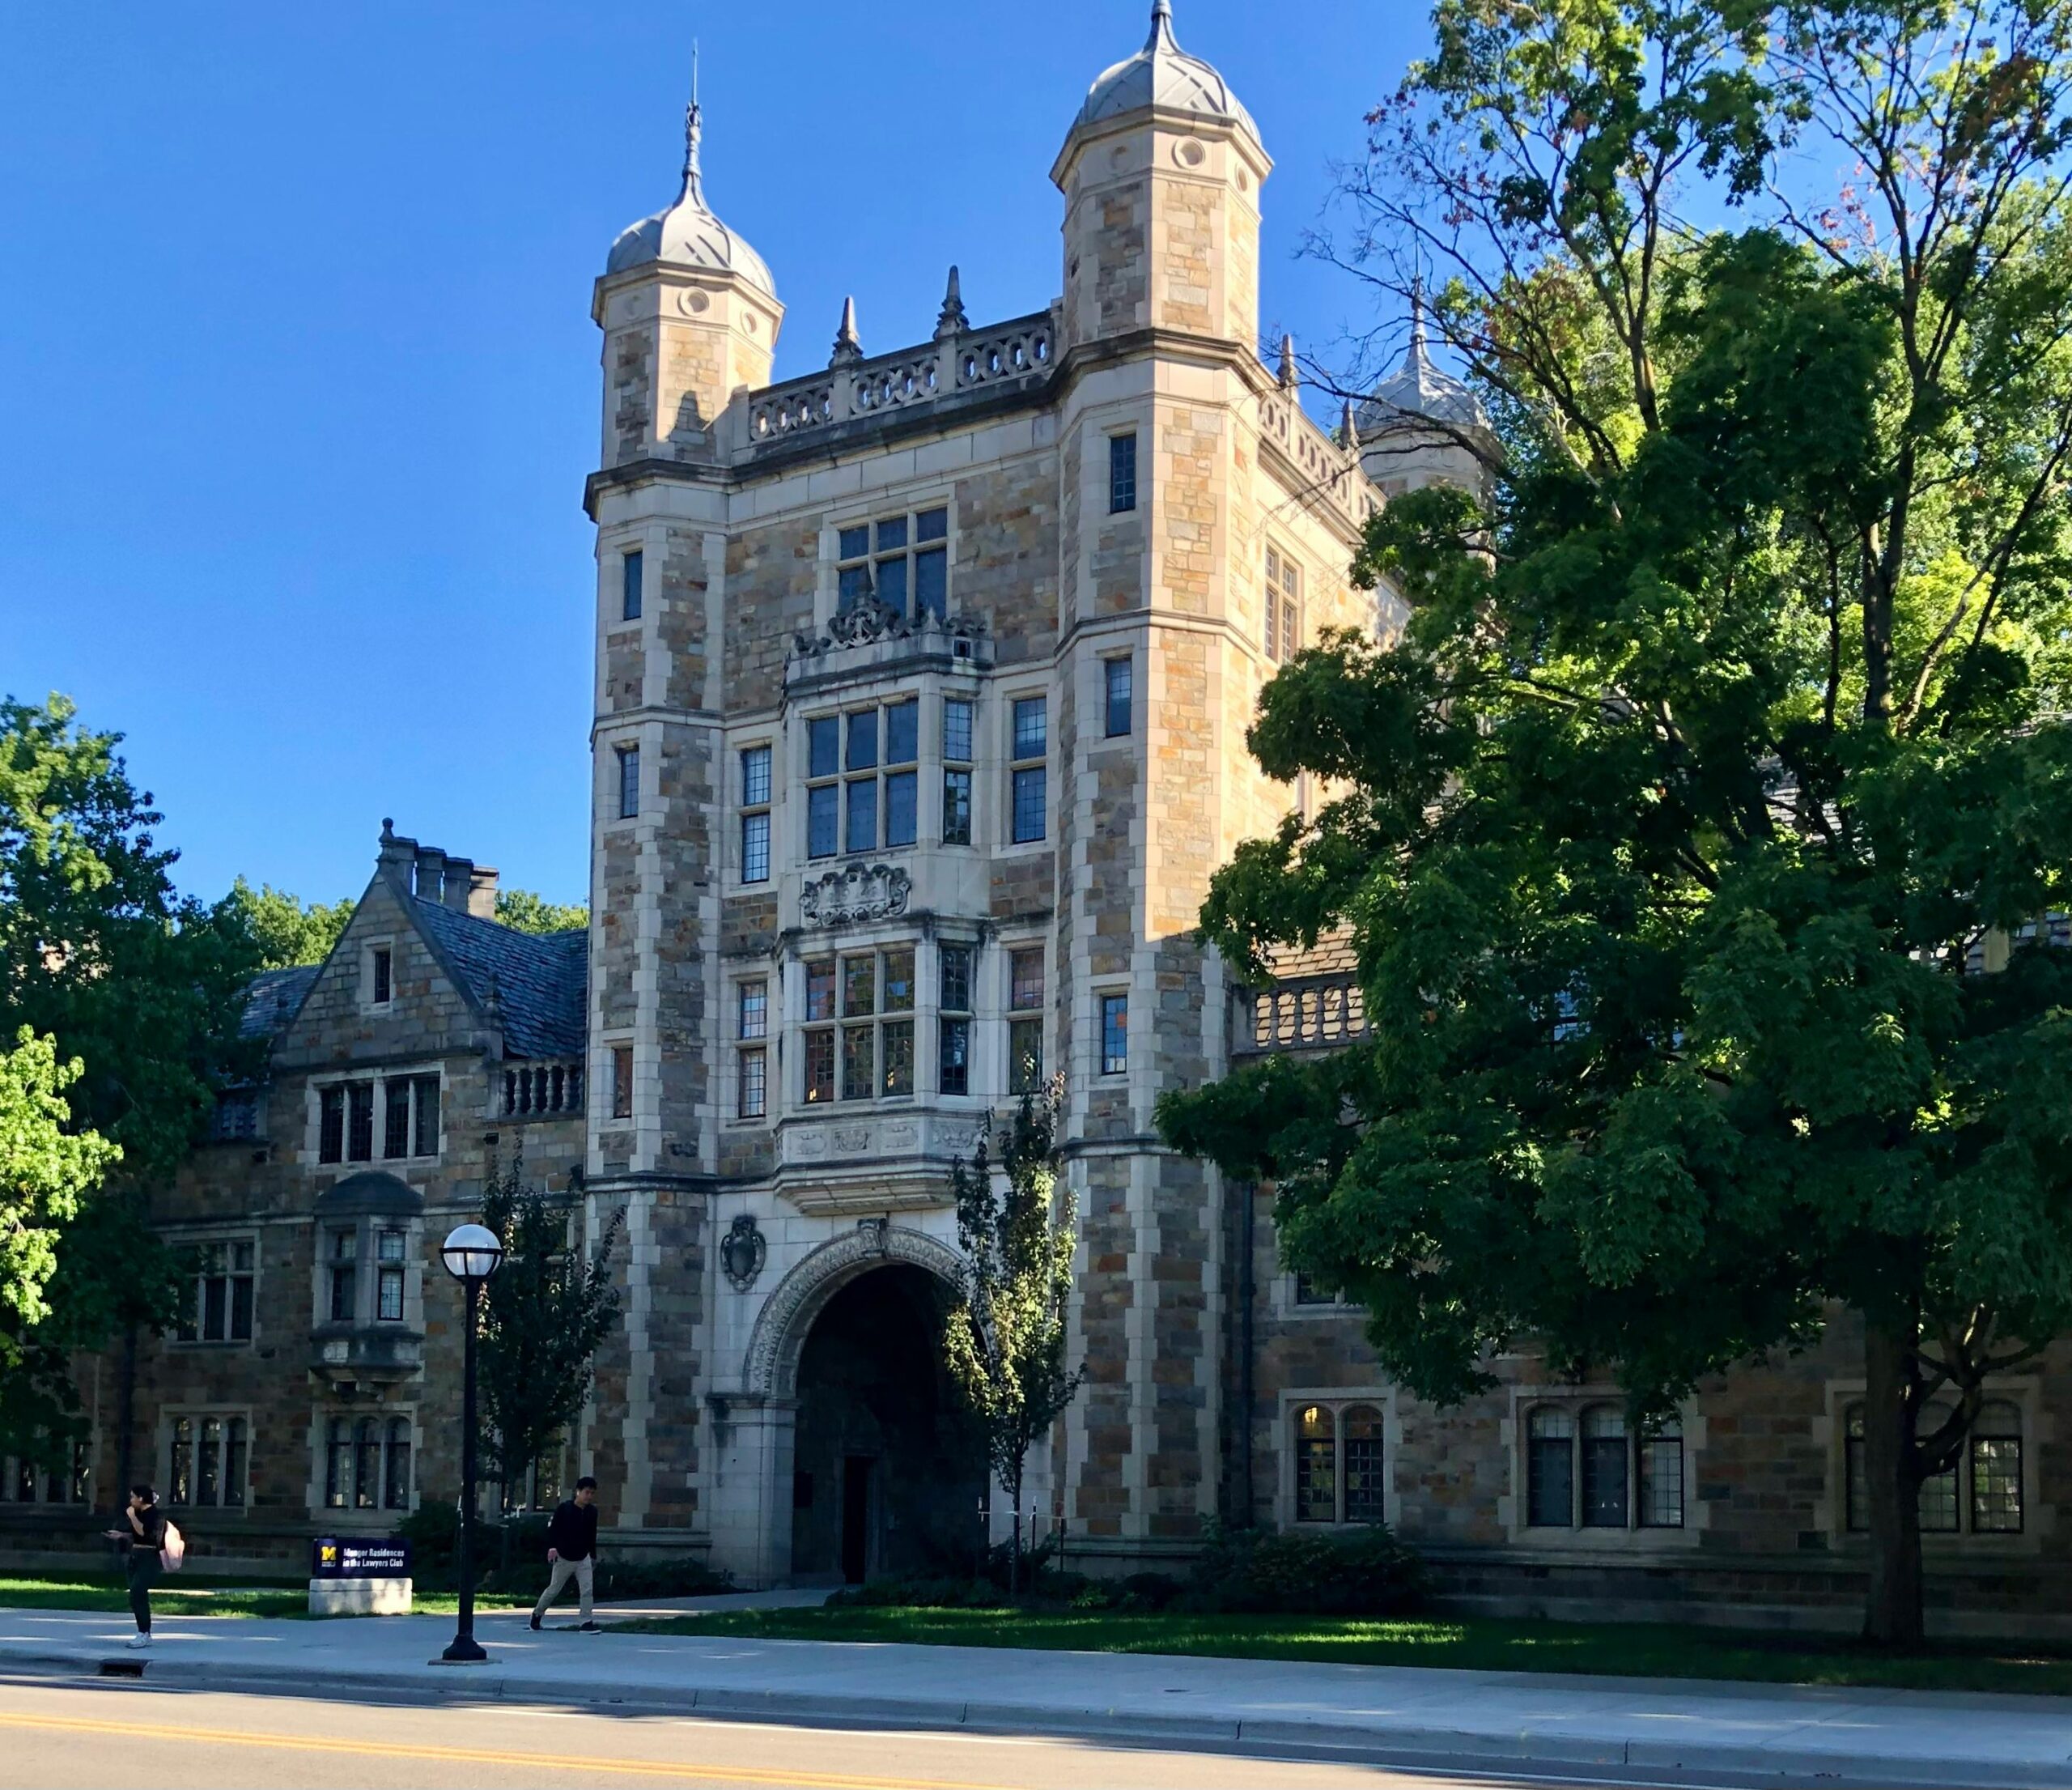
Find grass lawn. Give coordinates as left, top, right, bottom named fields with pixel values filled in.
left=613, top=1604, right=2072, bottom=1697
left=0, top=1573, right=540, bottom=1619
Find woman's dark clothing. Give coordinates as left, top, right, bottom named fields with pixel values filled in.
left=121, top=1508, right=167, bottom=1632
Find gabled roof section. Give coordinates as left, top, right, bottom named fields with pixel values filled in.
left=240, top=966, right=321, bottom=1039
left=408, top=898, right=587, bottom=1061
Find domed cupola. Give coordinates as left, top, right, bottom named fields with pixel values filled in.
left=605, top=97, right=775, bottom=299
left=1357, top=286, right=1491, bottom=495
left=1073, top=0, right=1259, bottom=146
left=1357, top=286, right=1488, bottom=436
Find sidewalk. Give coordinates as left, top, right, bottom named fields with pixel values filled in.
left=2, top=1597, right=2070, bottom=1787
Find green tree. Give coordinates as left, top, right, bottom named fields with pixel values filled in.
left=1162, top=0, right=2072, bottom=1645
left=0, top=695, right=257, bottom=1460
left=495, top=889, right=588, bottom=935
left=0, top=1031, right=120, bottom=1356
left=226, top=878, right=356, bottom=969
left=943, top=1079, right=1084, bottom=1592
left=477, top=1153, right=624, bottom=1522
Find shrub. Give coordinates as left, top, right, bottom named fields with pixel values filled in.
left=1186, top=1520, right=1424, bottom=1616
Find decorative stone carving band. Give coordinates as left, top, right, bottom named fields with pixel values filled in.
left=741, top=1221, right=966, bottom=1399
left=800, top=862, right=911, bottom=928
left=790, top=602, right=989, bottom=661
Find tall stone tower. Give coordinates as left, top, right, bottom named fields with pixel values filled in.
left=1048, top=2, right=1275, bottom=1554
left=580, top=93, right=781, bottom=1537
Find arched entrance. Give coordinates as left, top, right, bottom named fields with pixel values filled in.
left=788, top=1263, right=984, bottom=1584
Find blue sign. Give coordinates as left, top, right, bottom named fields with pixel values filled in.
left=312, top=1536, right=411, bottom=1578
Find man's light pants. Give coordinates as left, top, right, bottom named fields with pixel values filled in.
left=533, top=1554, right=594, bottom=1623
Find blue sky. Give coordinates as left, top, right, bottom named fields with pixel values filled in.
left=2, top=1, right=1428, bottom=910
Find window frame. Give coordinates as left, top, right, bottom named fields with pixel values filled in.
left=323, top=1411, right=413, bottom=1512
left=609, top=1044, right=635, bottom=1123
left=1107, top=431, right=1138, bottom=515
left=737, top=979, right=769, bottom=1120
left=1098, top=991, right=1127, bottom=1076
left=836, top=504, right=950, bottom=623
left=1263, top=542, right=1304, bottom=665
left=316, top=1074, right=439, bottom=1167
left=1284, top=1392, right=1395, bottom=1527
left=615, top=743, right=641, bottom=822
left=940, top=940, right=976, bottom=1097
left=1102, top=655, right=1134, bottom=739
left=621, top=546, right=644, bottom=623
left=173, top=1236, right=257, bottom=1347
left=739, top=743, right=773, bottom=885
left=1514, top=1392, right=1694, bottom=1541
left=941, top=696, right=974, bottom=848
left=1009, top=695, right=1047, bottom=845
left=805, top=699, right=920, bottom=861
left=166, top=1408, right=251, bottom=1511
left=1839, top=1392, right=2028, bottom=1542
left=1007, top=946, right=1044, bottom=1095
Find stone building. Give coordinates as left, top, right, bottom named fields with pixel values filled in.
left=10, top=2, right=2065, bottom=1633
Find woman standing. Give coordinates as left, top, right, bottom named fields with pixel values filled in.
left=104, top=1485, right=167, bottom=1649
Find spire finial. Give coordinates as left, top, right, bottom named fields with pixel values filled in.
left=1277, top=332, right=1298, bottom=390
left=1409, top=274, right=1427, bottom=355
left=936, top=264, right=970, bottom=338
left=830, top=295, right=863, bottom=367
left=1148, top=0, right=1177, bottom=49
left=1340, top=398, right=1359, bottom=451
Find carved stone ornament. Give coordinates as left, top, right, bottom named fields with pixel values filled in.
left=790, top=602, right=988, bottom=662
left=800, top=862, right=911, bottom=928
left=720, top=1213, right=767, bottom=1293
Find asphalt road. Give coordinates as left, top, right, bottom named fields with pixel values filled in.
left=0, top=1673, right=1909, bottom=1790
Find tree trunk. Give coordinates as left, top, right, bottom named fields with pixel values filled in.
left=1006, top=1459, right=1023, bottom=1597
left=1862, top=1315, right=1926, bottom=1647
left=116, top=1321, right=137, bottom=1508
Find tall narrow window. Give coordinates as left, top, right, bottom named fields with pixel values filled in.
left=738, top=980, right=768, bottom=1120
left=621, top=548, right=643, bottom=622
left=1103, top=656, right=1133, bottom=738
left=1108, top=432, right=1137, bottom=514
left=223, top=1416, right=247, bottom=1508
left=384, top=1418, right=412, bottom=1511
left=1639, top=1415, right=1684, bottom=1528
left=376, top=1229, right=406, bottom=1322
left=834, top=950, right=914, bottom=1100
left=1845, top=1404, right=1867, bottom=1532
left=318, top=1086, right=345, bottom=1164
left=610, top=1046, right=634, bottom=1121
left=803, top=959, right=837, bottom=1103
left=1971, top=1401, right=2023, bottom=1533
left=881, top=948, right=915, bottom=1096
left=1526, top=1406, right=1574, bottom=1527
left=940, top=943, right=974, bottom=1096
left=1008, top=948, right=1044, bottom=1095
left=371, top=947, right=392, bottom=1006
left=1343, top=1405, right=1386, bottom=1524
left=1011, top=697, right=1047, bottom=844
left=844, top=710, right=878, bottom=853
left=617, top=746, right=640, bottom=821
left=413, top=1076, right=439, bottom=1157
left=1263, top=545, right=1302, bottom=663
left=884, top=700, right=919, bottom=848
left=325, top=1417, right=351, bottom=1509
left=383, top=1081, right=411, bottom=1160
left=942, top=697, right=974, bottom=846
left=741, top=746, right=772, bottom=883
left=172, top=1418, right=194, bottom=1507
left=346, top=1084, right=375, bottom=1163
left=197, top=1417, right=223, bottom=1507
left=1920, top=1405, right=1960, bottom=1533
left=1580, top=1405, right=1628, bottom=1528
left=1099, top=993, right=1127, bottom=1075
left=806, top=716, right=840, bottom=859
left=1294, top=1405, right=1336, bottom=1523
left=355, top=1417, right=380, bottom=1509
left=180, top=1239, right=256, bottom=1345
left=327, top=1230, right=358, bottom=1324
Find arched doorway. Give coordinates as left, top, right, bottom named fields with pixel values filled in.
left=788, top=1263, right=984, bottom=1584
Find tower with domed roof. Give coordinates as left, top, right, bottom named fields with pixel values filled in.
left=1357, top=287, right=1491, bottom=497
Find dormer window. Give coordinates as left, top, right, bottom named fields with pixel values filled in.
left=837, top=507, right=949, bottom=621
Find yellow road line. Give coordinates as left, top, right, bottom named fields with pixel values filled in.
left=0, top=1708, right=1006, bottom=1790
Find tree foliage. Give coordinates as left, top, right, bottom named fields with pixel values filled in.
left=0, top=695, right=255, bottom=1455
left=494, top=889, right=589, bottom=935
left=477, top=1152, right=624, bottom=1507
left=1163, top=0, right=2072, bottom=1644
left=943, top=1078, right=1084, bottom=1590
left=226, top=878, right=356, bottom=970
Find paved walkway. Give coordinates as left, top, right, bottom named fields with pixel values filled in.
left=1, top=1599, right=2068, bottom=1786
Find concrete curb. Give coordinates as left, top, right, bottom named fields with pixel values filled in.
left=4, top=1642, right=2070, bottom=1788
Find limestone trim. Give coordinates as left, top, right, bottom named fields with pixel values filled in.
left=739, top=1221, right=965, bottom=1400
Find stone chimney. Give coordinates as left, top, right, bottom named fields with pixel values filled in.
left=467, top=865, right=500, bottom=921
left=413, top=846, right=450, bottom=905
left=377, top=818, right=418, bottom=889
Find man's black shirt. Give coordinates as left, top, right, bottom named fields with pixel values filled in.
left=546, top=1499, right=598, bottom=1562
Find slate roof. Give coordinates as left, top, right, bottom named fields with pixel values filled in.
left=409, top=898, right=588, bottom=1061
left=1263, top=927, right=1361, bottom=983
left=240, top=966, right=321, bottom=1039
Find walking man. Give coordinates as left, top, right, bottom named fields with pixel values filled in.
left=529, top=1476, right=601, bottom=1632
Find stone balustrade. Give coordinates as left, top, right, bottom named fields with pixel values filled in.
left=501, top=1061, right=584, bottom=1120
left=1255, top=383, right=1379, bottom=533
left=732, top=309, right=1058, bottom=455
left=1234, top=974, right=1370, bottom=1055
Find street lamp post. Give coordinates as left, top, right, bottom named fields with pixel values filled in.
left=438, top=1222, right=503, bottom=1665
